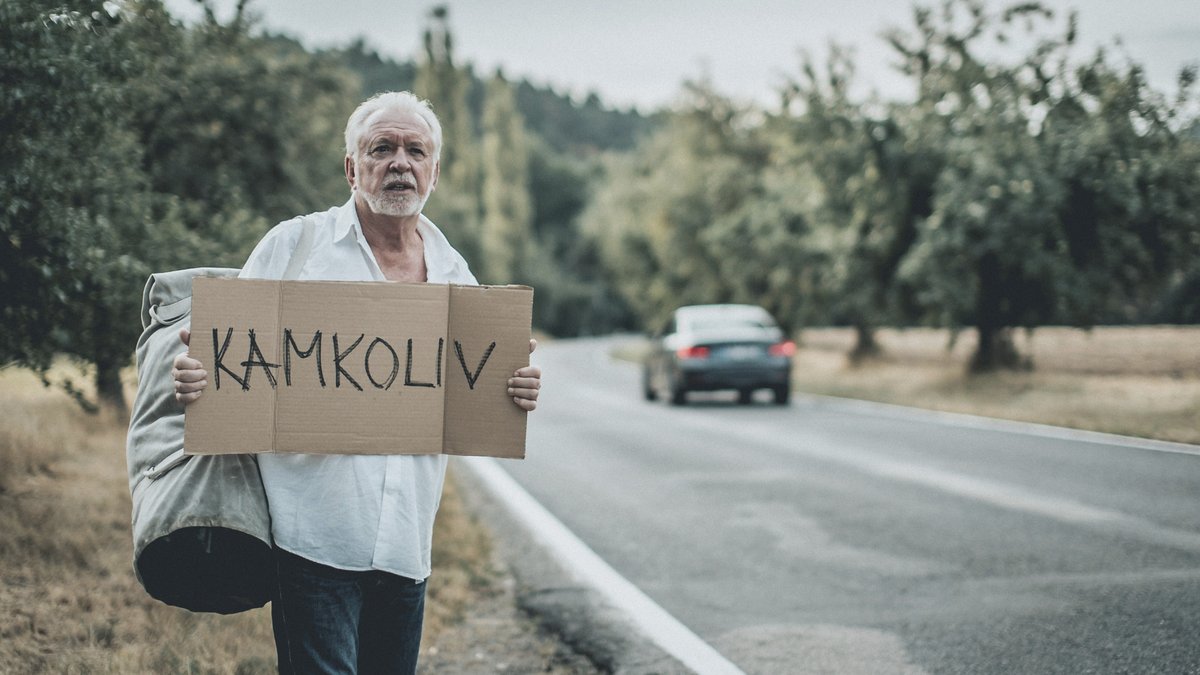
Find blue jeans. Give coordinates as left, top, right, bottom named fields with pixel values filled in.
left=271, top=548, right=427, bottom=675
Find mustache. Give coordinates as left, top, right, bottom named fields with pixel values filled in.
left=383, top=172, right=416, bottom=189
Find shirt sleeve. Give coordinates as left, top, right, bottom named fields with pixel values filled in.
left=238, top=218, right=303, bottom=280
left=455, top=257, right=479, bottom=286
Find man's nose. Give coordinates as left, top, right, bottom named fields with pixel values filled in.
left=387, top=151, right=413, bottom=172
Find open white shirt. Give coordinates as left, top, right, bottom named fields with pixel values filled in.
left=238, top=197, right=477, bottom=580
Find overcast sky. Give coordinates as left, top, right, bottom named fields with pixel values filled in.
left=162, top=0, right=1199, bottom=112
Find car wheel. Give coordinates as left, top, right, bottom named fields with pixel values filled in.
left=772, top=384, right=790, bottom=405
left=669, top=381, right=687, bottom=406
left=737, top=388, right=753, bottom=405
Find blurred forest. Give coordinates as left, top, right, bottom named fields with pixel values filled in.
left=2, top=0, right=1198, bottom=411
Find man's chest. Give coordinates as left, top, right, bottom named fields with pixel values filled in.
left=375, top=254, right=428, bottom=283
left=300, top=239, right=430, bottom=283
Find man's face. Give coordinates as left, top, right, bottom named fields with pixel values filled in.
left=346, top=109, right=440, bottom=218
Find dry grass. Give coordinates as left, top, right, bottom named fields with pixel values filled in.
left=425, top=467, right=501, bottom=639
left=0, top=363, right=499, bottom=674
left=794, top=326, right=1200, bottom=444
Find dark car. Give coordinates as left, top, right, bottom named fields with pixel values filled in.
left=642, top=304, right=795, bottom=405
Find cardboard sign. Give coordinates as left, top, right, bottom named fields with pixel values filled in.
left=184, top=277, right=533, bottom=459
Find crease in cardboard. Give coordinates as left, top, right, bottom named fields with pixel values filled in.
left=272, top=280, right=283, bottom=456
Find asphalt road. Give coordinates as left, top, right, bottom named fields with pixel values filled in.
left=498, top=336, right=1200, bottom=675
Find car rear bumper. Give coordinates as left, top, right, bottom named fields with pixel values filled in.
left=678, top=363, right=791, bottom=391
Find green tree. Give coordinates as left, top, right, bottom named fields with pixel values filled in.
left=415, top=5, right=482, bottom=265
left=513, top=79, right=656, bottom=155
left=780, top=46, right=934, bottom=359
left=0, top=0, right=155, bottom=411
left=520, top=135, right=636, bottom=336
left=332, top=38, right=417, bottom=100
left=1, top=0, right=361, bottom=411
left=891, top=0, right=1200, bottom=370
left=479, top=71, right=533, bottom=284
left=582, top=83, right=820, bottom=332
left=887, top=1, right=1072, bottom=369
left=326, top=24, right=656, bottom=336
left=123, top=1, right=354, bottom=246
left=1039, top=50, right=1200, bottom=325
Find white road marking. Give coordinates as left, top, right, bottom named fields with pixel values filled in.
left=674, top=409, right=1200, bottom=555
left=459, top=456, right=746, bottom=675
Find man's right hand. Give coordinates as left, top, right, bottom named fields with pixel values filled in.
left=172, top=328, right=209, bottom=406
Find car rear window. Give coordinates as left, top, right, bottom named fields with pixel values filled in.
left=687, top=318, right=775, bottom=331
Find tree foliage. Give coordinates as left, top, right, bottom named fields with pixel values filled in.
left=1, top=0, right=357, bottom=410
left=581, top=82, right=823, bottom=333
left=583, top=0, right=1200, bottom=371
left=415, top=4, right=482, bottom=266
left=889, top=0, right=1200, bottom=369
left=479, top=72, right=533, bottom=284
left=779, top=46, right=935, bottom=358
left=6, top=0, right=1196, bottom=404
left=2, top=0, right=156, bottom=410
left=406, top=6, right=639, bottom=334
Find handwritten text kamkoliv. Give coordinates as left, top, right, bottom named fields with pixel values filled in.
left=210, top=328, right=496, bottom=393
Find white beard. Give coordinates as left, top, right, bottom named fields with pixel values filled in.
left=359, top=173, right=431, bottom=218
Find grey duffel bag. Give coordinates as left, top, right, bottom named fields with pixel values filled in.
left=125, top=267, right=273, bottom=614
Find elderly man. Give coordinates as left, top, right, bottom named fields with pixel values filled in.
left=171, top=91, right=542, bottom=674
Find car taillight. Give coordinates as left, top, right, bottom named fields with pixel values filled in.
left=676, top=345, right=710, bottom=360
left=769, top=340, right=796, bottom=357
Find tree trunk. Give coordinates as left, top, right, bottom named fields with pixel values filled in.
left=969, top=325, right=1026, bottom=373
left=95, top=360, right=127, bottom=416
left=849, top=322, right=882, bottom=364
left=968, top=252, right=1028, bottom=373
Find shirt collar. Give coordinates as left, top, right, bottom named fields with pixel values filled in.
left=417, top=213, right=456, bottom=282
left=333, top=197, right=360, bottom=244
left=332, top=196, right=459, bottom=283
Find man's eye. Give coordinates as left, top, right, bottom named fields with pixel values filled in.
left=371, top=145, right=390, bottom=155
left=409, top=147, right=425, bottom=158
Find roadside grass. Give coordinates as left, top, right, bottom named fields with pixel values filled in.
left=618, top=326, right=1200, bottom=445
left=0, top=363, right=496, bottom=673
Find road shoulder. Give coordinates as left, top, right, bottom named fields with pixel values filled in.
left=451, top=459, right=694, bottom=675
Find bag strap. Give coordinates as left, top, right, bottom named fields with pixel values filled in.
left=282, top=215, right=317, bottom=281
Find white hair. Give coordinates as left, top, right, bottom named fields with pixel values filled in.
left=344, top=91, right=443, bottom=161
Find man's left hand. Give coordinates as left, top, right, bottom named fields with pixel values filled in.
left=508, top=338, right=542, bottom=412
